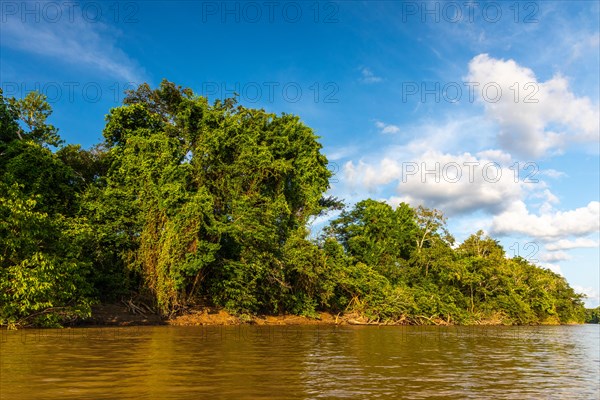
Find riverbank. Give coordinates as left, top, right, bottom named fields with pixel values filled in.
left=83, top=303, right=377, bottom=327
left=82, top=303, right=470, bottom=327
left=4, top=302, right=587, bottom=329
left=76, top=303, right=578, bottom=328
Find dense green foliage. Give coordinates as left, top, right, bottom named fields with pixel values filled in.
left=0, top=83, right=587, bottom=327
left=585, top=307, right=600, bottom=323
left=0, top=90, right=94, bottom=328
left=320, top=203, right=585, bottom=325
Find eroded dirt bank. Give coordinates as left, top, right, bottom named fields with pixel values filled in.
left=82, top=303, right=519, bottom=327
left=83, top=303, right=411, bottom=327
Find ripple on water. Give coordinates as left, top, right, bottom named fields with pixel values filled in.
left=0, top=325, right=598, bottom=399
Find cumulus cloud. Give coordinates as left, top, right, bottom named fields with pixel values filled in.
left=545, top=238, right=599, bottom=251
left=466, top=54, right=599, bottom=158
left=490, top=201, right=600, bottom=241
left=343, top=158, right=402, bottom=192
left=375, top=121, right=400, bottom=134
left=343, top=150, right=527, bottom=215
left=359, top=67, right=382, bottom=84
left=475, top=149, right=513, bottom=165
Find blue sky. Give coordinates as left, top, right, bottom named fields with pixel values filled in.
left=1, top=0, right=599, bottom=306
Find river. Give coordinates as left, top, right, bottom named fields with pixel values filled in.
left=1, top=324, right=598, bottom=399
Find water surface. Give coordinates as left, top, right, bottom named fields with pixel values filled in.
left=1, top=325, right=598, bottom=399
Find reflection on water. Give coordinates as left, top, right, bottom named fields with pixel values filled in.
left=1, top=325, right=598, bottom=399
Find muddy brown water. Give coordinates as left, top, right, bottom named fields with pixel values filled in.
left=1, top=325, right=598, bottom=399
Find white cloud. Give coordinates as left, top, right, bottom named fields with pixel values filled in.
left=540, top=263, right=563, bottom=275
left=343, top=158, right=402, bottom=192
left=343, top=150, right=527, bottom=215
left=539, top=251, right=571, bottom=262
left=466, top=54, right=599, bottom=158
left=1, top=11, right=142, bottom=82
left=475, top=149, right=513, bottom=165
left=545, top=238, right=599, bottom=251
left=359, top=67, right=382, bottom=84
left=490, top=201, right=600, bottom=241
left=375, top=121, right=400, bottom=134
left=573, top=285, right=600, bottom=308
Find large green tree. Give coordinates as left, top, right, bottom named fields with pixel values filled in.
left=94, top=81, right=332, bottom=315
left=324, top=199, right=417, bottom=281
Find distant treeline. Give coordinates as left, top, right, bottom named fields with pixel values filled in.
left=0, top=81, right=587, bottom=328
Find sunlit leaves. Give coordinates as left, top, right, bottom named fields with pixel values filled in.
left=0, top=183, right=92, bottom=327
left=98, top=81, right=331, bottom=315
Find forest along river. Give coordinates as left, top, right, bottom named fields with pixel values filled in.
left=1, top=324, right=598, bottom=399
